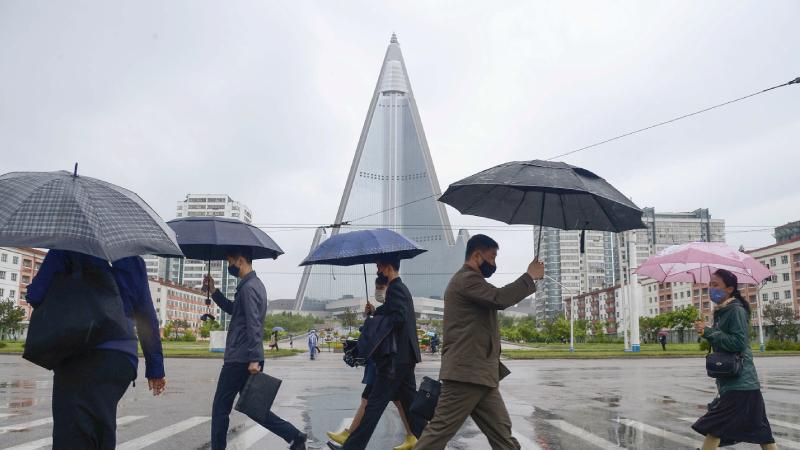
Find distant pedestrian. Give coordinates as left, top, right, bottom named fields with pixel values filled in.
left=26, top=250, right=167, bottom=450
left=290, top=335, right=294, bottom=349
left=415, top=235, right=544, bottom=450
left=270, top=330, right=280, bottom=351
left=204, top=247, right=306, bottom=450
left=308, top=329, right=319, bottom=360
left=691, top=269, right=776, bottom=450
left=659, top=334, right=667, bottom=351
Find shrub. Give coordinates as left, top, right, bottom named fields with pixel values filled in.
left=0, top=342, right=6, bottom=349
left=699, top=340, right=710, bottom=352
left=181, top=331, right=198, bottom=342
left=765, top=340, right=800, bottom=351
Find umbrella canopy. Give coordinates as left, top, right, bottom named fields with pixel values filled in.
left=658, top=329, right=669, bottom=336
left=0, top=170, right=182, bottom=261
left=167, top=217, right=283, bottom=260
left=299, top=228, right=427, bottom=267
left=272, top=327, right=285, bottom=332
left=439, top=160, right=645, bottom=232
left=634, top=242, right=773, bottom=285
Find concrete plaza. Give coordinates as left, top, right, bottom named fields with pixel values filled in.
left=1, top=353, right=799, bottom=449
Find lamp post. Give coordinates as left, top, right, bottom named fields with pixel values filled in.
left=549, top=275, right=579, bottom=352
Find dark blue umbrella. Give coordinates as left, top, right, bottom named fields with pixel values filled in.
left=299, top=228, right=426, bottom=267
left=299, top=228, right=427, bottom=305
left=167, top=216, right=283, bottom=319
left=167, top=216, right=283, bottom=261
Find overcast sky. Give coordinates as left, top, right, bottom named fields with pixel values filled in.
left=2, top=1, right=798, bottom=299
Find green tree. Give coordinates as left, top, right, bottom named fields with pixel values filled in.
left=0, top=300, right=26, bottom=340
left=340, top=308, right=360, bottom=333
left=264, top=312, right=324, bottom=334
left=671, top=306, right=700, bottom=343
left=199, top=318, right=221, bottom=338
left=763, top=302, right=799, bottom=342
left=165, top=319, right=191, bottom=341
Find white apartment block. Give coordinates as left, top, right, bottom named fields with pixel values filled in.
left=748, top=237, right=800, bottom=314
left=0, top=247, right=22, bottom=304
left=176, top=194, right=252, bottom=224
left=148, top=278, right=221, bottom=330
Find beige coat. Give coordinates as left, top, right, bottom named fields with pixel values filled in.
left=439, top=265, right=536, bottom=388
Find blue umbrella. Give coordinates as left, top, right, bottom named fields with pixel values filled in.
left=272, top=327, right=285, bottom=332
left=299, top=228, right=426, bottom=305
left=299, top=228, right=425, bottom=267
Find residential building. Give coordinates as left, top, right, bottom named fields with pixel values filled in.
left=747, top=236, right=800, bottom=316
left=775, top=221, right=800, bottom=244
left=175, top=194, right=252, bottom=223
left=295, top=34, right=467, bottom=310
left=15, top=248, right=47, bottom=319
left=0, top=247, right=24, bottom=313
left=565, top=285, right=620, bottom=334
left=148, top=277, right=221, bottom=330
left=536, top=208, right=725, bottom=322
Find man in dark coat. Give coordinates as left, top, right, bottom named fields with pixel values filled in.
left=415, top=235, right=544, bottom=450
left=335, top=255, right=427, bottom=450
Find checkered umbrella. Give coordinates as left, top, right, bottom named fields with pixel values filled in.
left=0, top=169, right=183, bottom=261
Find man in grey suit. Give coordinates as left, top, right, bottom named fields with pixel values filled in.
left=415, top=235, right=544, bottom=450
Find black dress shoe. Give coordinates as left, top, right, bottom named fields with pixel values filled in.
left=290, top=432, right=307, bottom=450
left=326, top=441, right=342, bottom=449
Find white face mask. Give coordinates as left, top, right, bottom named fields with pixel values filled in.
left=375, top=289, right=387, bottom=303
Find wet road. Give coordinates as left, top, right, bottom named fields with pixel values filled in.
left=1, top=353, right=798, bottom=449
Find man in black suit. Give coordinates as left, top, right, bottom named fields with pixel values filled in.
left=337, top=255, right=426, bottom=450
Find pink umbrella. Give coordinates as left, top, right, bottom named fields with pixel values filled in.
left=634, top=242, right=773, bottom=285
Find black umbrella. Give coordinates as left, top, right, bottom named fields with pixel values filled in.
left=439, top=160, right=646, bottom=257
left=0, top=167, right=183, bottom=261
left=167, top=216, right=284, bottom=320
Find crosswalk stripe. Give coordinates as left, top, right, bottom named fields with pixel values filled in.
left=116, top=416, right=210, bottom=450
left=0, top=413, right=16, bottom=420
left=678, top=418, right=800, bottom=450
left=771, top=418, right=800, bottom=432
left=512, top=430, right=542, bottom=450
left=3, top=416, right=147, bottom=450
left=0, top=418, right=53, bottom=435
left=616, top=419, right=699, bottom=447
left=545, top=420, right=622, bottom=449
left=227, top=422, right=271, bottom=450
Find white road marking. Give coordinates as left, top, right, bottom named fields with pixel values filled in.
left=227, top=421, right=271, bottom=450
left=616, top=418, right=699, bottom=447
left=4, top=416, right=146, bottom=450
left=116, top=416, right=210, bottom=450
left=545, top=420, right=622, bottom=449
left=0, top=417, right=53, bottom=435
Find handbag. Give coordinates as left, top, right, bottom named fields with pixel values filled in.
left=410, top=376, right=441, bottom=421
left=23, top=255, right=129, bottom=370
left=705, top=349, right=742, bottom=378
left=235, top=372, right=283, bottom=422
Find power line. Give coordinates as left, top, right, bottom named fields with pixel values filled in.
left=545, top=76, right=800, bottom=161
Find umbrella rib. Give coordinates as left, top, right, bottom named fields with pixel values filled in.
left=508, top=189, right=528, bottom=224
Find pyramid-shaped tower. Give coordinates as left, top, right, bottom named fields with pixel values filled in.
left=295, top=34, right=467, bottom=310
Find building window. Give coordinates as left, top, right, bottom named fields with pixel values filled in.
left=773, top=292, right=780, bottom=300
left=770, top=258, right=777, bottom=266
left=12, top=256, right=18, bottom=265
left=761, top=293, right=768, bottom=301
left=0, top=253, right=6, bottom=262
left=23, top=260, right=32, bottom=268
left=783, top=273, right=790, bottom=282
left=771, top=276, right=778, bottom=283
left=0, top=271, right=4, bottom=279
left=9, top=290, right=15, bottom=298
left=0, top=288, right=3, bottom=297
left=782, top=255, right=789, bottom=264
left=785, top=290, right=792, bottom=300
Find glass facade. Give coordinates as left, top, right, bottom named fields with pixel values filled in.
left=296, top=37, right=466, bottom=308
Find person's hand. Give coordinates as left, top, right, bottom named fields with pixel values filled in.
left=527, top=259, right=545, bottom=280
left=694, top=320, right=705, bottom=334
left=148, top=378, right=167, bottom=396
left=203, top=275, right=216, bottom=294
left=364, top=303, right=375, bottom=316
left=248, top=362, right=260, bottom=374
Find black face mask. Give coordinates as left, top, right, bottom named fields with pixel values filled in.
left=479, top=259, right=497, bottom=278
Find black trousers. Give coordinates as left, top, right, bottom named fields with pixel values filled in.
left=52, top=350, right=135, bottom=450
left=342, top=364, right=426, bottom=450
left=211, top=361, right=300, bottom=449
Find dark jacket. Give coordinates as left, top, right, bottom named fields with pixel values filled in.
left=702, top=300, right=760, bottom=395
left=373, top=277, right=421, bottom=368
left=357, top=314, right=396, bottom=362
left=26, top=250, right=165, bottom=379
left=212, top=271, right=267, bottom=363
left=439, top=265, right=536, bottom=388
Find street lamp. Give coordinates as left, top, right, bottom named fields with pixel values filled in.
left=547, top=275, right=579, bottom=352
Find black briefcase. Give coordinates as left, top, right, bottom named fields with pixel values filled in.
left=23, top=258, right=129, bottom=370
left=410, top=376, right=441, bottom=421
left=235, top=372, right=283, bottom=422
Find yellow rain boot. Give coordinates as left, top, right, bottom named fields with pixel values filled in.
left=326, top=429, right=350, bottom=445
left=393, top=434, right=418, bottom=450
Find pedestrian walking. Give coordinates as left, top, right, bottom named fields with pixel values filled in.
left=290, top=335, right=294, bottom=349
left=415, top=235, right=544, bottom=450
left=26, top=250, right=167, bottom=450
left=659, top=334, right=667, bottom=351
left=326, top=275, right=417, bottom=450
left=308, top=329, right=319, bottom=360
left=270, top=330, right=280, bottom=351
left=691, top=269, right=777, bottom=450
left=332, top=256, right=427, bottom=449
left=204, top=247, right=306, bottom=450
